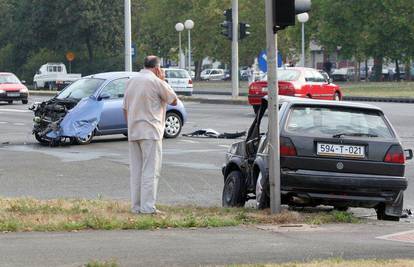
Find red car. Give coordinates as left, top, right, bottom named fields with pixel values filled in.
left=248, top=67, right=342, bottom=113
left=0, top=72, right=29, bottom=104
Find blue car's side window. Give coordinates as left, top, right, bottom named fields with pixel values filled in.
left=101, top=78, right=128, bottom=99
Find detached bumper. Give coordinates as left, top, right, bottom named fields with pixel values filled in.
left=281, top=169, right=407, bottom=205
left=0, top=92, right=28, bottom=101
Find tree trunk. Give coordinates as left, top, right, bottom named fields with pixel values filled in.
left=195, top=60, right=202, bottom=81
left=365, top=59, right=369, bottom=81
left=405, top=61, right=412, bottom=81
left=86, top=35, right=94, bottom=63
left=354, top=61, right=360, bottom=82
left=395, top=59, right=400, bottom=82
left=372, top=57, right=383, bottom=82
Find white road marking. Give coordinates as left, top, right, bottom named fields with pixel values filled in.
left=0, top=108, right=31, bottom=113
left=377, top=229, right=414, bottom=244
left=179, top=139, right=199, bottom=144
left=0, top=122, right=8, bottom=124
left=219, top=145, right=230, bottom=148
left=13, top=123, right=25, bottom=126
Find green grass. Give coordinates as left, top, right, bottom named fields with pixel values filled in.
left=0, top=198, right=361, bottom=232
left=341, top=81, right=414, bottom=98
left=85, top=260, right=119, bottom=267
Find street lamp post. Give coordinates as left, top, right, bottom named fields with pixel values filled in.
left=297, top=13, right=309, bottom=67
left=124, top=0, right=132, bottom=72
left=184, top=19, right=194, bottom=75
left=175, top=23, right=185, bottom=68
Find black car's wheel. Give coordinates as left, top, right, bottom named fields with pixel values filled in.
left=7, top=100, right=12, bottom=104
left=164, top=112, right=182, bottom=138
left=34, top=133, right=49, bottom=146
left=256, top=172, right=270, bottom=209
left=376, top=204, right=400, bottom=221
left=253, top=105, right=260, bottom=114
left=22, top=99, right=28, bottom=104
left=222, top=170, right=246, bottom=207
left=72, top=131, right=94, bottom=145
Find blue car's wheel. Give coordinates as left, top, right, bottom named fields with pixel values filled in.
left=164, top=112, right=182, bottom=138
left=73, top=131, right=94, bottom=145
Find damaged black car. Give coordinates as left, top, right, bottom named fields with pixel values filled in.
left=222, top=96, right=413, bottom=221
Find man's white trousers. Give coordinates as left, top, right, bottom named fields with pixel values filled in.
left=128, top=139, right=162, bottom=213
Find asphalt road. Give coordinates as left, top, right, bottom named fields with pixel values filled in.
left=1, top=223, right=414, bottom=267
left=0, top=96, right=413, bottom=212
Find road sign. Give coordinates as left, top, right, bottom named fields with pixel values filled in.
left=131, top=44, right=137, bottom=62
left=258, top=50, right=283, bottom=72
left=66, top=52, right=75, bottom=62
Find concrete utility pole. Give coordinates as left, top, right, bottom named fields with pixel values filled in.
left=265, top=0, right=281, bottom=214
left=231, top=0, right=239, bottom=99
left=124, top=0, right=132, bottom=72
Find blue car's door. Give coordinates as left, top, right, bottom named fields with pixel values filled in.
left=97, top=78, right=128, bottom=133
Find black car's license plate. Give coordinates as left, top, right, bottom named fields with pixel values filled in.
left=317, top=143, right=365, bottom=158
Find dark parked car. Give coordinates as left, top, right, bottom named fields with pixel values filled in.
left=222, top=96, right=412, bottom=221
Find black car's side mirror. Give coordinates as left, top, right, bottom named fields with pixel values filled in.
left=405, top=149, right=413, bottom=160
left=98, top=93, right=111, bottom=101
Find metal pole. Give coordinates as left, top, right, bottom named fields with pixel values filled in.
left=124, top=0, right=132, bottom=72
left=179, top=32, right=182, bottom=68
left=188, top=30, right=191, bottom=74
left=265, top=0, right=281, bottom=214
left=301, top=22, right=305, bottom=67
left=231, top=0, right=239, bottom=99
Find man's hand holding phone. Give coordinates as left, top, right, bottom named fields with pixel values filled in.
left=155, top=67, right=165, bottom=81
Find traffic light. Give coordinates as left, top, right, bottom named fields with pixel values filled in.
left=273, top=0, right=311, bottom=32
left=220, top=21, right=232, bottom=40
left=224, top=8, right=232, bottom=22
left=239, top=23, right=250, bottom=40
left=220, top=9, right=233, bottom=40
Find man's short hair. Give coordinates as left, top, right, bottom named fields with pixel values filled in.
left=144, top=56, right=160, bottom=68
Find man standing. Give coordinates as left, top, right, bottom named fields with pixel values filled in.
left=123, top=56, right=178, bottom=214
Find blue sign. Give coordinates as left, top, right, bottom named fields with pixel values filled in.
left=258, top=50, right=283, bottom=72
left=131, top=44, right=137, bottom=61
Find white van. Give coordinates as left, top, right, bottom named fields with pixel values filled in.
left=33, top=63, right=82, bottom=90
left=164, top=68, right=193, bottom=96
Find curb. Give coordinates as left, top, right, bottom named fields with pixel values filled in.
left=180, top=96, right=248, bottom=105
left=29, top=91, right=414, bottom=104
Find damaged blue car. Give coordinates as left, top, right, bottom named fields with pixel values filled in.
left=31, top=72, right=187, bottom=145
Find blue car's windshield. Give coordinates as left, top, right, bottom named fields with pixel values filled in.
left=57, top=78, right=105, bottom=100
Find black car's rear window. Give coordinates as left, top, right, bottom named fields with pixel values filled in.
left=285, top=105, right=393, bottom=138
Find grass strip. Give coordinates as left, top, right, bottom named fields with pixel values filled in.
left=229, top=258, right=414, bottom=267
left=341, top=82, right=414, bottom=98
left=0, top=198, right=360, bottom=232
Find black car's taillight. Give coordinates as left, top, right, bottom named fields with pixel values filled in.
left=280, top=137, right=297, bottom=156
left=384, top=145, right=405, bottom=164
